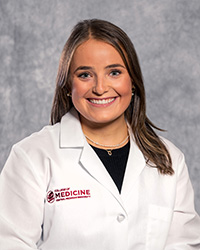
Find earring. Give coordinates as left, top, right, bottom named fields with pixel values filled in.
left=132, top=88, right=135, bottom=96
left=67, top=93, right=72, bottom=97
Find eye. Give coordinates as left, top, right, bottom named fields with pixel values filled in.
left=109, top=70, right=121, bottom=77
left=78, top=72, right=91, bottom=79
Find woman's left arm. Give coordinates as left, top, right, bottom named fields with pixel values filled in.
left=165, top=152, right=200, bottom=249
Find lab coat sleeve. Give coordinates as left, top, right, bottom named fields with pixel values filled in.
left=0, top=144, right=46, bottom=249
left=165, top=152, right=200, bottom=249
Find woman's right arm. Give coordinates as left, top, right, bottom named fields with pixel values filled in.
left=0, top=145, right=46, bottom=249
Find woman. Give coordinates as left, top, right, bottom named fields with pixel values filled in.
left=0, top=19, right=199, bottom=249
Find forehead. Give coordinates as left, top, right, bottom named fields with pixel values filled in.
left=71, top=39, right=125, bottom=66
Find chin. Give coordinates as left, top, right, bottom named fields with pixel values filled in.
left=90, top=114, right=124, bottom=125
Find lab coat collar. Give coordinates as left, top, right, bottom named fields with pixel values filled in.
left=60, top=108, right=146, bottom=210
left=60, top=108, right=85, bottom=148
left=60, top=109, right=127, bottom=210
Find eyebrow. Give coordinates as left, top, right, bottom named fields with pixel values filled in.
left=73, top=64, right=125, bottom=74
left=105, top=64, right=125, bottom=69
left=73, top=66, right=93, bottom=73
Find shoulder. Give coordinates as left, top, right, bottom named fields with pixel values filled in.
left=13, top=122, right=61, bottom=155
left=159, top=136, right=186, bottom=174
left=159, top=136, right=183, bottom=157
left=12, top=108, right=82, bottom=155
left=12, top=108, right=80, bottom=155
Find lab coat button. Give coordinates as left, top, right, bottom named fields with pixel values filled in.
left=117, top=214, right=125, bottom=222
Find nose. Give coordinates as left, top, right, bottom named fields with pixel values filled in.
left=92, top=75, right=109, bottom=95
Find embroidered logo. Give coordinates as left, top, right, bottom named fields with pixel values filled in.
left=46, top=188, right=91, bottom=203
left=47, top=191, right=55, bottom=203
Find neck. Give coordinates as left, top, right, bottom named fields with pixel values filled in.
left=80, top=115, right=128, bottom=148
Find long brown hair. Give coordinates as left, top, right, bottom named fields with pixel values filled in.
left=51, top=19, right=173, bottom=175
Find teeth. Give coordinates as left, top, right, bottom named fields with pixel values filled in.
left=89, top=98, right=115, bottom=104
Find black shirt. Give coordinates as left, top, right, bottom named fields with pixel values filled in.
left=91, top=141, right=130, bottom=193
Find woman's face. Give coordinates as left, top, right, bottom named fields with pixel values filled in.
left=70, top=39, right=132, bottom=127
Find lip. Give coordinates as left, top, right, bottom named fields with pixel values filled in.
left=87, top=97, right=117, bottom=107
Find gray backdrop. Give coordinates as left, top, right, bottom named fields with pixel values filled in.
left=0, top=0, right=200, bottom=213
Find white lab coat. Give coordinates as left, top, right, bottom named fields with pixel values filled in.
left=0, top=108, right=200, bottom=250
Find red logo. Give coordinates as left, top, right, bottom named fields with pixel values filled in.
left=46, top=188, right=91, bottom=203
left=47, top=191, right=55, bottom=203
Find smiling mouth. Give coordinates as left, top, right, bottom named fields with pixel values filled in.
left=88, top=98, right=115, bottom=104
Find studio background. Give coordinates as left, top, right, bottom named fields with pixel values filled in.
left=0, top=0, right=200, bottom=213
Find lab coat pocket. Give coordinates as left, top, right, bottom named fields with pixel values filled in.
left=146, top=204, right=173, bottom=250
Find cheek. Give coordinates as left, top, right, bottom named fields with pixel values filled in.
left=120, top=78, right=132, bottom=96
left=71, top=81, right=85, bottom=99
left=119, top=79, right=133, bottom=107
left=71, top=78, right=93, bottom=97
left=71, top=82, right=82, bottom=109
left=71, top=81, right=91, bottom=111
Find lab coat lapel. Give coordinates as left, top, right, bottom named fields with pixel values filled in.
left=121, top=132, right=146, bottom=199
left=80, top=142, right=126, bottom=211
left=60, top=109, right=125, bottom=211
